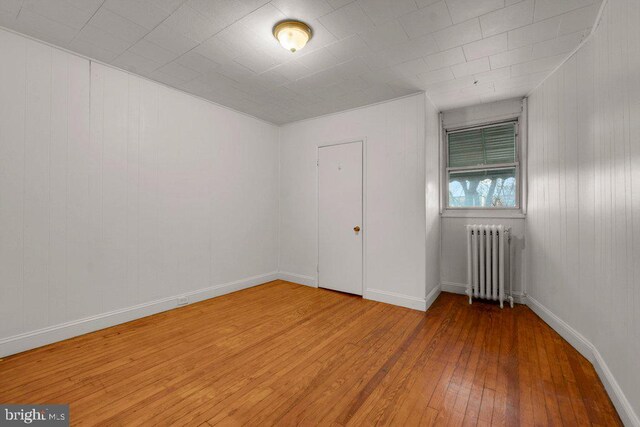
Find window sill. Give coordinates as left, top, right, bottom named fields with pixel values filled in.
left=441, top=210, right=526, bottom=219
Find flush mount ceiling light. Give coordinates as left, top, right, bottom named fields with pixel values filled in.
left=273, top=20, right=312, bottom=53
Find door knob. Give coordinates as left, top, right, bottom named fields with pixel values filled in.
left=354, top=226, right=361, bottom=233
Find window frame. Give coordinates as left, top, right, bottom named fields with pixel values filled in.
left=444, top=119, right=521, bottom=211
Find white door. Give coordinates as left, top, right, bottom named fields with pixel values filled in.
left=318, top=141, right=363, bottom=295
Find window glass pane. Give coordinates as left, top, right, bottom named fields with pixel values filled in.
left=448, top=123, right=516, bottom=167
left=448, top=168, right=517, bottom=208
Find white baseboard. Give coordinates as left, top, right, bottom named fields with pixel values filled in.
left=425, top=285, right=441, bottom=311
left=365, top=289, right=427, bottom=311
left=440, top=281, right=526, bottom=305
left=277, top=271, right=317, bottom=287
left=527, top=296, right=639, bottom=427
left=278, top=271, right=440, bottom=313
left=0, top=271, right=279, bottom=358
left=526, top=296, right=593, bottom=361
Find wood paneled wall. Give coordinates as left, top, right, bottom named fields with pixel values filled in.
left=0, top=29, right=280, bottom=347
left=527, top=0, right=640, bottom=422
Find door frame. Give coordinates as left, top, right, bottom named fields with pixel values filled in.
left=316, top=137, right=367, bottom=296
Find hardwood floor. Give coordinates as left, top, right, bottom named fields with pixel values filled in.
left=0, top=280, right=621, bottom=426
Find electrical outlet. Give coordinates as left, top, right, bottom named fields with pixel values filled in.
left=177, top=296, right=188, bottom=306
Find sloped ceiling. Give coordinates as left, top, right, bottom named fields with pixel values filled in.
left=0, top=0, right=602, bottom=124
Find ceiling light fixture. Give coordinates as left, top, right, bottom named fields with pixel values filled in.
left=273, top=20, right=312, bottom=53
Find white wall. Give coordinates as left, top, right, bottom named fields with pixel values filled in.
left=440, top=218, right=526, bottom=298
left=442, top=98, right=523, bottom=129
left=527, top=0, right=640, bottom=423
left=278, top=94, right=440, bottom=310
left=440, top=99, right=527, bottom=299
left=424, top=97, right=441, bottom=309
left=0, top=29, right=280, bottom=356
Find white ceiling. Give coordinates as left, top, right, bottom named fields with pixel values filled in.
left=0, top=0, right=602, bottom=124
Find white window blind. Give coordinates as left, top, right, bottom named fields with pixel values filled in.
left=446, top=122, right=518, bottom=209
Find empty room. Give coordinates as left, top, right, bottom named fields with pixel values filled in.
left=0, top=0, right=638, bottom=425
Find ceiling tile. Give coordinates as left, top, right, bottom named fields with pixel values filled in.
left=272, top=60, right=313, bottom=81
left=233, top=49, right=280, bottom=73
left=112, top=50, right=163, bottom=75
left=392, top=58, right=429, bottom=78
left=359, top=68, right=398, bottom=85
left=357, top=0, right=417, bottom=25
left=319, top=2, right=375, bottom=39
left=129, top=39, right=179, bottom=65
left=0, top=0, right=604, bottom=123
left=199, top=71, right=242, bottom=91
left=150, top=69, right=189, bottom=87
left=463, top=33, right=508, bottom=61
left=295, top=47, right=341, bottom=70
left=187, top=0, right=251, bottom=28
left=360, top=20, right=409, bottom=51
left=415, top=0, right=445, bottom=7
left=161, top=3, right=219, bottom=42
left=178, top=76, right=219, bottom=96
left=22, top=0, right=99, bottom=30
left=67, top=1, right=106, bottom=13
left=270, top=0, right=334, bottom=21
left=320, top=81, right=355, bottom=100
left=255, top=67, right=290, bottom=86
left=445, top=0, right=504, bottom=24
left=418, top=67, right=455, bottom=85
left=399, top=1, right=452, bottom=39
left=479, top=0, right=534, bottom=37
left=157, top=60, right=201, bottom=82
left=510, top=53, right=566, bottom=77
left=14, top=8, right=78, bottom=45
left=0, top=11, right=17, bottom=28
left=215, top=61, right=257, bottom=83
left=144, top=24, right=198, bottom=55
left=175, top=51, right=220, bottom=74
left=152, top=0, right=188, bottom=15
left=404, top=33, right=440, bottom=57
left=212, top=22, right=275, bottom=59
left=493, top=70, right=547, bottom=89
left=326, top=0, right=356, bottom=9
left=325, top=35, right=368, bottom=62
left=103, top=0, right=172, bottom=30
left=473, top=66, right=511, bottom=83
left=531, top=31, right=585, bottom=59
left=87, top=8, right=147, bottom=45
left=363, top=83, right=397, bottom=100
left=424, top=47, right=466, bottom=71
left=507, top=16, right=561, bottom=49
left=337, top=75, right=370, bottom=92
left=489, top=45, right=533, bottom=68
left=425, top=75, right=476, bottom=94
left=193, top=35, right=238, bottom=64
left=0, top=0, right=22, bottom=16
left=74, top=25, right=133, bottom=55
left=433, top=18, right=482, bottom=50
left=359, top=42, right=432, bottom=69
left=237, top=3, right=287, bottom=42
left=303, top=20, right=338, bottom=52
left=534, top=0, right=598, bottom=22
left=328, top=57, right=370, bottom=79
left=451, top=57, right=490, bottom=78
left=68, top=38, right=120, bottom=62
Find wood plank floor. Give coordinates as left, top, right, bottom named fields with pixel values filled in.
left=0, top=280, right=621, bottom=426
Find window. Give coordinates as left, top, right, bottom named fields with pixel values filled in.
left=446, top=122, right=519, bottom=209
